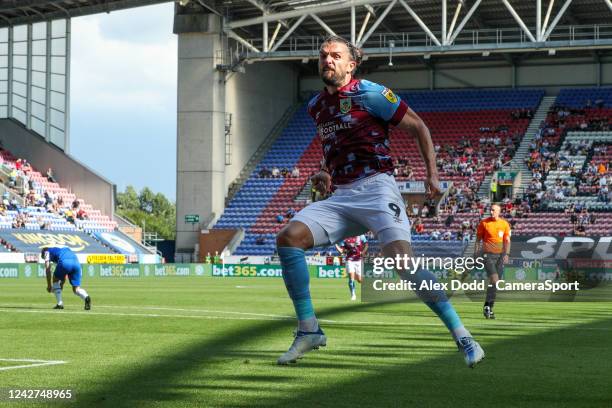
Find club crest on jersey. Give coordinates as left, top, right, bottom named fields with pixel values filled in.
left=382, top=88, right=398, bottom=103
left=339, top=98, right=352, bottom=113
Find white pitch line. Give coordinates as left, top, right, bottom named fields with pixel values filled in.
left=0, top=307, right=611, bottom=330
left=111, top=305, right=296, bottom=319
left=0, top=303, right=295, bottom=319
left=0, top=358, right=66, bottom=372
left=0, top=308, right=290, bottom=322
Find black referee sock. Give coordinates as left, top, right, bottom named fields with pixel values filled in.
left=485, top=285, right=497, bottom=308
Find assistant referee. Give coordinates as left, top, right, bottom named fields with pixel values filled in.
left=475, top=203, right=511, bottom=319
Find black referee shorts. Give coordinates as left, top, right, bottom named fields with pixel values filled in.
left=483, top=252, right=505, bottom=278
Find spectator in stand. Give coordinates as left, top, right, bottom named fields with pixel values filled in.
left=259, top=167, right=271, bottom=178
left=38, top=216, right=50, bottom=230
left=44, top=191, right=53, bottom=207
left=276, top=214, right=284, bottom=224
left=50, top=200, right=61, bottom=215
left=8, top=168, right=17, bottom=187
left=291, top=166, right=300, bottom=178
left=271, top=167, right=280, bottom=178
left=574, top=224, right=586, bottom=237
left=600, top=185, right=610, bottom=203
left=403, top=165, right=414, bottom=179
left=26, top=191, right=36, bottom=206
left=414, top=218, right=425, bottom=234
left=12, top=213, right=25, bottom=228
left=65, top=208, right=75, bottom=224
left=8, top=198, right=19, bottom=211
left=77, top=207, right=88, bottom=220
left=598, top=162, right=607, bottom=175
left=46, top=168, right=56, bottom=183
left=286, top=207, right=296, bottom=219
left=21, top=159, right=32, bottom=173
left=444, top=214, right=454, bottom=228
left=256, top=236, right=266, bottom=245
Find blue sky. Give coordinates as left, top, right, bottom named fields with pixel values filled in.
left=69, top=2, right=177, bottom=200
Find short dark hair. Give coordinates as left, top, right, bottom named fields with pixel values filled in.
left=40, top=247, right=48, bottom=257
left=320, top=35, right=363, bottom=73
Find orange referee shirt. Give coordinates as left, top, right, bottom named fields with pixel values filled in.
left=476, top=217, right=511, bottom=254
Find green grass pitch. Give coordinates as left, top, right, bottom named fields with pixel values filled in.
left=0, top=277, right=611, bottom=407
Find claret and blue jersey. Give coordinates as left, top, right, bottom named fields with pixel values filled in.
left=307, top=78, right=408, bottom=185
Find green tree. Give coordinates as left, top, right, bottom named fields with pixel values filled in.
left=116, top=186, right=176, bottom=240
left=116, top=185, right=139, bottom=211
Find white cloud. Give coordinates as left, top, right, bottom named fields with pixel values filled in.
left=97, top=3, right=177, bottom=45
left=69, top=3, right=178, bottom=198
left=71, top=3, right=177, bottom=115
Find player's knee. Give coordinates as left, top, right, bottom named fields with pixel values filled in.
left=382, top=239, right=413, bottom=258
left=277, top=222, right=312, bottom=250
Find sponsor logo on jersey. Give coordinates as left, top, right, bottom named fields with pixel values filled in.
left=317, top=121, right=352, bottom=140
left=382, top=88, right=398, bottom=103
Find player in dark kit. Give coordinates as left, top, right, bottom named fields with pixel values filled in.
left=275, top=35, right=484, bottom=367
left=42, top=247, right=92, bottom=310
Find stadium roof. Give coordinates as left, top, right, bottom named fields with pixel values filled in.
left=0, top=0, right=170, bottom=27
left=178, top=0, right=612, bottom=65
left=218, top=0, right=611, bottom=35
left=0, top=0, right=610, bottom=64
left=1, top=1, right=609, bottom=36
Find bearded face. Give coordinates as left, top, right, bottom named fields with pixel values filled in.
left=318, top=41, right=356, bottom=88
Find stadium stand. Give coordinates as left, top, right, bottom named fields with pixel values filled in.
left=0, top=146, right=125, bottom=253
left=0, top=147, right=117, bottom=232
left=215, top=88, right=545, bottom=256
left=514, top=87, right=612, bottom=236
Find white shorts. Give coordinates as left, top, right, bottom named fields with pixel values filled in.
left=346, top=260, right=363, bottom=276
left=293, top=173, right=412, bottom=247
